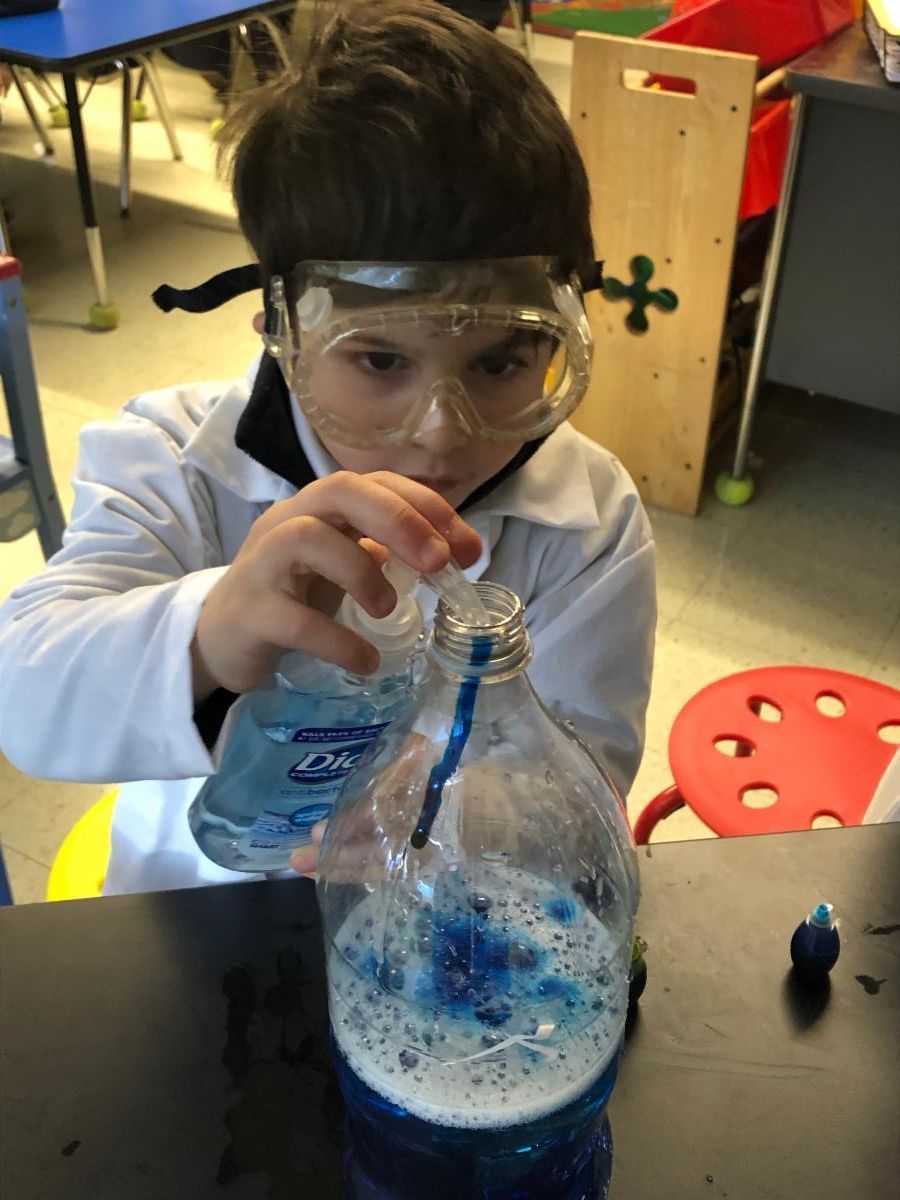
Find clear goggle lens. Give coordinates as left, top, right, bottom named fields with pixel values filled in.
left=264, top=258, right=593, bottom=447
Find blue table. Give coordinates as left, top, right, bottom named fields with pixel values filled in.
left=0, top=0, right=295, bottom=328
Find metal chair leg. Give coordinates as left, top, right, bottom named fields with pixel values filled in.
left=521, top=0, right=534, bottom=60
left=137, top=53, right=183, bottom=161
left=250, top=12, right=293, bottom=70
left=0, top=259, right=66, bottom=558
left=35, top=70, right=64, bottom=109
left=730, top=94, right=808, bottom=483
left=236, top=22, right=268, bottom=86
left=509, top=0, right=525, bottom=44
left=118, top=60, right=132, bottom=217
left=25, top=69, right=58, bottom=108
left=9, top=65, right=54, bottom=157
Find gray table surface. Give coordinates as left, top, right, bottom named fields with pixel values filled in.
left=786, top=21, right=900, bottom=113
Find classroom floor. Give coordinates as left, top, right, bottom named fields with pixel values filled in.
left=1, top=31, right=898, bottom=903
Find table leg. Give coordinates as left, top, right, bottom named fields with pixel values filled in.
left=9, top=66, right=54, bottom=158
left=118, top=61, right=132, bottom=217
left=62, top=73, right=119, bottom=330
left=717, top=94, right=808, bottom=506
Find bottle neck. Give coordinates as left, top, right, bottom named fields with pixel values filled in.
left=429, top=582, right=532, bottom=682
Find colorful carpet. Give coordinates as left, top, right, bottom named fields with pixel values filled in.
left=517, top=1, right=672, bottom=39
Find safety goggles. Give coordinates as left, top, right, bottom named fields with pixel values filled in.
left=261, top=257, right=595, bottom=447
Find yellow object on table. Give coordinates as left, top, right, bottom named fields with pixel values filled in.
left=866, top=0, right=900, bottom=80
left=46, top=789, right=117, bottom=901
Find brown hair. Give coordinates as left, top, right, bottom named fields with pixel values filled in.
left=223, top=0, right=594, bottom=287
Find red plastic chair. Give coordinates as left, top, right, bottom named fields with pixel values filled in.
left=634, top=667, right=900, bottom=844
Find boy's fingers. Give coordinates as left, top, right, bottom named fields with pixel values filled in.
left=363, top=472, right=482, bottom=568
left=250, top=593, right=380, bottom=675
left=252, top=311, right=265, bottom=335
left=255, top=516, right=396, bottom=617
left=278, top=472, right=481, bottom=573
left=290, top=844, right=319, bottom=876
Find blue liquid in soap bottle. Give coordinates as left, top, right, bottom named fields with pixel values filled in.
left=189, top=564, right=423, bottom=872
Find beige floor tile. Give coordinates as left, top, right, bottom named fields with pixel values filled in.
left=1, top=844, right=50, bottom=905
left=0, top=753, right=106, bottom=868
left=678, top=535, right=899, bottom=677
left=724, top=456, right=900, bottom=582
left=869, top=618, right=900, bottom=689
left=647, top=507, right=737, bottom=623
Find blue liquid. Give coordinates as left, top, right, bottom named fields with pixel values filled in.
left=790, top=915, right=841, bottom=979
left=189, top=660, right=412, bottom=872
left=329, top=868, right=626, bottom=1199
left=336, top=1042, right=616, bottom=1200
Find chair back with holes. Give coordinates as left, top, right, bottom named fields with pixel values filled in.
left=668, top=667, right=900, bottom=836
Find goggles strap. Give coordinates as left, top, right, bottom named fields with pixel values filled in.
left=152, top=264, right=260, bottom=313
left=581, top=260, right=605, bottom=293
left=152, top=259, right=605, bottom=314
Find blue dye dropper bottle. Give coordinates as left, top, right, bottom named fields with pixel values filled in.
left=790, top=903, right=841, bottom=979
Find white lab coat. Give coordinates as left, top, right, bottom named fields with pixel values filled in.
left=0, top=367, right=656, bottom=894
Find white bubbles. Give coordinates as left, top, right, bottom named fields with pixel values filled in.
left=329, top=865, right=628, bottom=1131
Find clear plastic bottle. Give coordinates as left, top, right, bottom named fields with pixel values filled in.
left=318, top=582, right=639, bottom=1200
left=188, top=568, right=423, bottom=873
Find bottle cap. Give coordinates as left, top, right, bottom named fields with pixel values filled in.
left=339, top=559, right=423, bottom=666
left=809, top=902, right=835, bottom=929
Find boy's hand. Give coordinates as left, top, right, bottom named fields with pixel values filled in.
left=291, top=732, right=430, bottom=880
left=291, top=821, right=325, bottom=878
left=191, top=471, right=481, bottom=698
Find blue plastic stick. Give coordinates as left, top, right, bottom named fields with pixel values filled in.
left=410, top=635, right=493, bottom=849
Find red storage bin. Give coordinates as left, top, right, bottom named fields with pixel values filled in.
left=647, top=0, right=854, bottom=70
left=643, top=0, right=854, bottom=217
left=742, top=97, right=792, bottom=218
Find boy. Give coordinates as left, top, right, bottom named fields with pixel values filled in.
left=0, top=0, right=655, bottom=894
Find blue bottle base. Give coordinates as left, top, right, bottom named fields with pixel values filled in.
left=342, top=1113, right=613, bottom=1200
left=335, top=1043, right=616, bottom=1200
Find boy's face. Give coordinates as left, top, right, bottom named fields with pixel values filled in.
left=316, top=427, right=524, bottom=510
left=301, top=316, right=552, bottom=507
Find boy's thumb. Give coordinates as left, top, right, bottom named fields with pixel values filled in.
left=289, top=820, right=327, bottom=878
